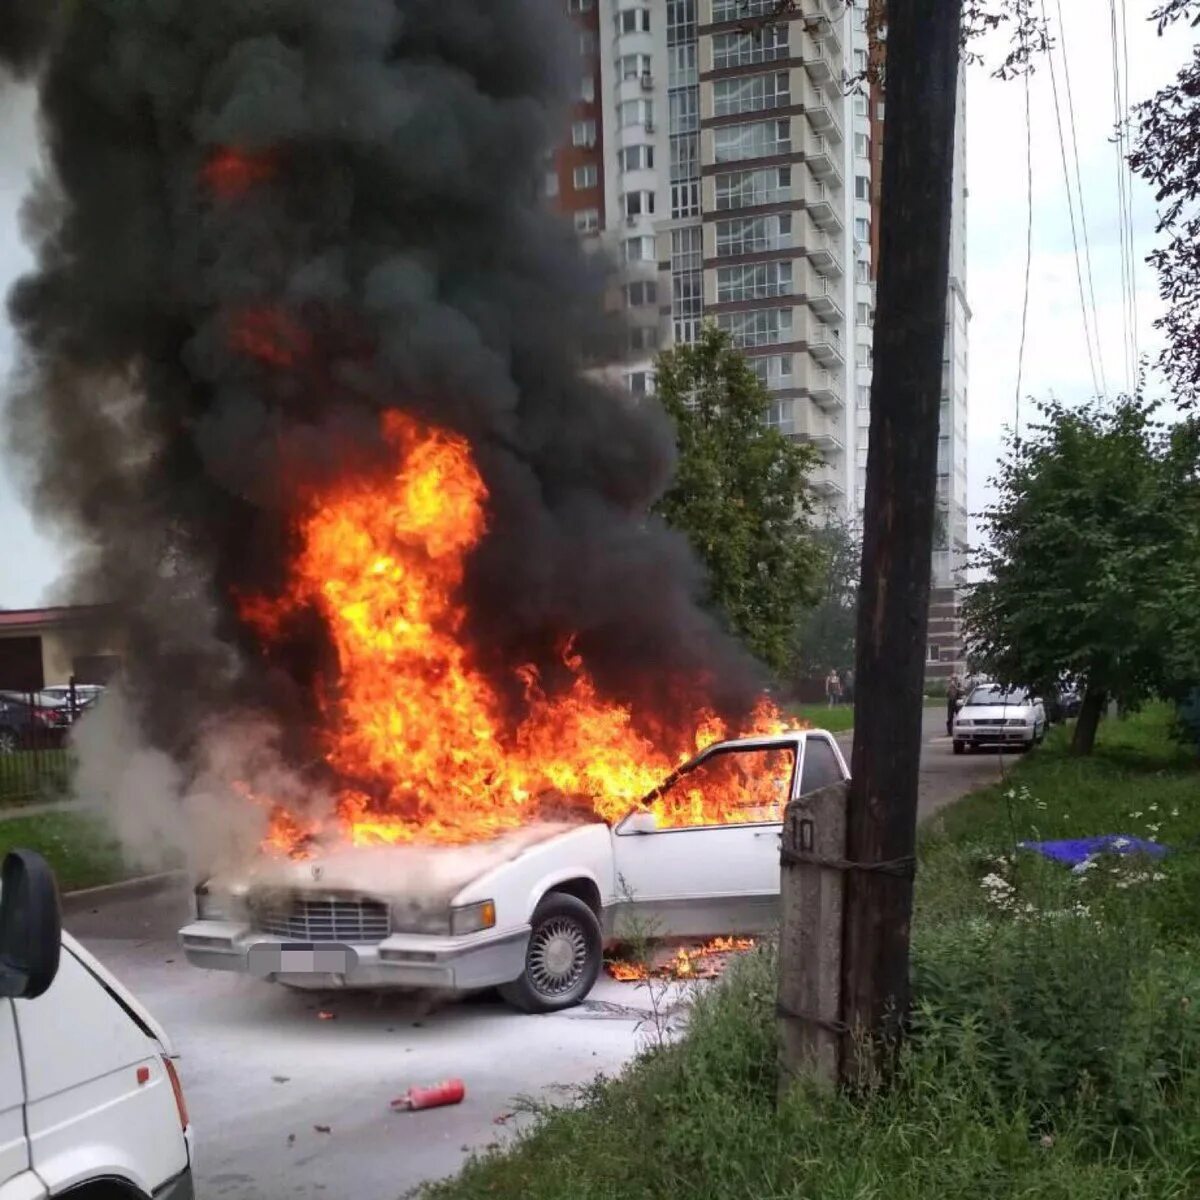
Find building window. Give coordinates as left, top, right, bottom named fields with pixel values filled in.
left=855, top=174, right=870, bottom=200
left=619, top=99, right=655, bottom=128
left=568, top=0, right=595, bottom=11
left=623, top=235, right=656, bottom=262
left=854, top=217, right=870, bottom=242
left=854, top=48, right=868, bottom=73
left=716, top=306, right=794, bottom=348
left=580, top=75, right=596, bottom=103
left=716, top=213, right=792, bottom=257
left=669, top=87, right=700, bottom=133
left=712, top=0, right=777, bottom=19
left=668, top=42, right=698, bottom=85
left=853, top=93, right=868, bottom=117
left=856, top=301, right=873, bottom=326
left=579, top=30, right=598, bottom=55
left=854, top=132, right=870, bottom=158
left=628, top=326, right=658, bottom=354
left=620, top=144, right=655, bottom=172
left=713, top=71, right=790, bottom=118
left=855, top=259, right=870, bottom=283
left=624, top=280, right=658, bottom=306
left=573, top=164, right=598, bottom=189
left=714, top=164, right=791, bottom=210
left=714, top=119, right=791, bottom=165
left=627, top=370, right=652, bottom=396
left=716, top=260, right=793, bottom=303
left=544, top=171, right=560, bottom=198
left=712, top=25, right=788, bottom=69
left=623, top=190, right=655, bottom=217
left=671, top=181, right=701, bottom=218
left=574, top=208, right=600, bottom=234
left=572, top=120, right=597, bottom=148
left=619, top=7, right=651, bottom=34
left=618, top=53, right=653, bottom=80
left=752, top=354, right=795, bottom=391
left=856, top=342, right=873, bottom=367
left=927, top=644, right=941, bottom=664
left=857, top=384, right=871, bottom=409
left=877, top=101, right=886, bottom=120
left=666, top=0, right=697, bottom=43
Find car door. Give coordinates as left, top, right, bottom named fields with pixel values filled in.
left=610, top=741, right=799, bottom=938
left=0, top=999, right=42, bottom=1198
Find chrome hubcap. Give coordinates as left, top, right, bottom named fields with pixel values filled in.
left=528, top=917, right=588, bottom=997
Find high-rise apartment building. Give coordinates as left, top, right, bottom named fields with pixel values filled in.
left=554, top=0, right=969, bottom=679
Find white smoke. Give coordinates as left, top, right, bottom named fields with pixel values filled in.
left=71, top=685, right=335, bottom=878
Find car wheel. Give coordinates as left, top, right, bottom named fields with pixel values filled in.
left=953, top=740, right=965, bottom=755
left=499, top=893, right=603, bottom=1014
left=0, top=730, right=17, bottom=755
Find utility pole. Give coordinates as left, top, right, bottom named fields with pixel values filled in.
left=840, top=0, right=962, bottom=1081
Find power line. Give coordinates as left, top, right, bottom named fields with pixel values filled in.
left=1052, top=0, right=1108, bottom=397
left=1040, top=0, right=1105, bottom=398
left=1016, top=67, right=1033, bottom=445
left=1107, top=0, right=1137, bottom=390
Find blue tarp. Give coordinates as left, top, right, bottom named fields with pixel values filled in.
left=1018, top=835, right=1169, bottom=867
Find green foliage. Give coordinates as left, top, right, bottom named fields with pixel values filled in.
left=653, top=326, right=823, bottom=674
left=423, top=708, right=1200, bottom=1200
left=964, top=396, right=1200, bottom=717
left=788, top=703, right=853, bottom=733
left=0, top=811, right=130, bottom=892
left=789, top=515, right=859, bottom=678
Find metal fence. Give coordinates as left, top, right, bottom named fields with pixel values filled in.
left=0, top=692, right=77, bottom=805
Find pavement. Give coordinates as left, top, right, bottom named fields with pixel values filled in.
left=63, top=709, right=1014, bottom=1200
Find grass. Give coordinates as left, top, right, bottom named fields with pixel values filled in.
left=789, top=703, right=853, bottom=733
left=0, top=811, right=132, bottom=892
left=420, top=704, right=1200, bottom=1200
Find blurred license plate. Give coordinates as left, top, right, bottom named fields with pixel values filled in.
left=248, top=944, right=357, bottom=976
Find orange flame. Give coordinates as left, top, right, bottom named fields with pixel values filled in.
left=246, top=411, right=790, bottom=849
left=202, top=148, right=279, bottom=198
left=607, top=937, right=757, bottom=982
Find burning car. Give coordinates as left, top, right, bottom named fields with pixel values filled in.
left=180, top=730, right=848, bottom=1012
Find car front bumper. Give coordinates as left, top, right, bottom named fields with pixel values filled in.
left=954, top=726, right=1035, bottom=745
left=178, top=920, right=531, bottom=992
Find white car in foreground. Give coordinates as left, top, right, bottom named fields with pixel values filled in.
left=952, top=685, right=1047, bottom=754
left=180, top=729, right=849, bottom=1012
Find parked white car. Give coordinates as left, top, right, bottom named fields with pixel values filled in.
left=952, top=685, right=1046, bottom=754
left=0, top=850, right=194, bottom=1200
left=180, top=730, right=849, bottom=1012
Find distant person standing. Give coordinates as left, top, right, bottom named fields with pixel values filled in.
left=826, top=669, right=843, bottom=707
left=946, top=675, right=962, bottom=737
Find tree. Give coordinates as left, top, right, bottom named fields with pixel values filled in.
left=791, top=516, right=860, bottom=679
left=963, top=395, right=1200, bottom=754
left=653, top=326, right=823, bottom=675
left=1130, top=0, right=1200, bottom=409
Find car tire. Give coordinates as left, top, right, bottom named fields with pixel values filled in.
left=953, top=740, right=965, bottom=755
left=499, top=893, right=603, bottom=1015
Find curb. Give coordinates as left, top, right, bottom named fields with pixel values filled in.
left=62, top=870, right=189, bottom=914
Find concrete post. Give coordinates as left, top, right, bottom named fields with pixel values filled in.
left=777, top=779, right=848, bottom=1090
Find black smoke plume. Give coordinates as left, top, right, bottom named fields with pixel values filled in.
left=4, top=0, right=764, bottom=785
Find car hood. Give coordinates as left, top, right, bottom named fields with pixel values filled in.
left=212, top=821, right=590, bottom=907
left=958, top=704, right=1035, bottom=721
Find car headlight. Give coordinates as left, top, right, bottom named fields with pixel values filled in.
left=450, top=900, right=497, bottom=937
left=1007, top=718, right=1031, bottom=726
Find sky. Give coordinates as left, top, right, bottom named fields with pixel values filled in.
left=0, top=3, right=1194, bottom=609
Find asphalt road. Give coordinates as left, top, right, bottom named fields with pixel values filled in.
left=64, top=711, right=1011, bottom=1200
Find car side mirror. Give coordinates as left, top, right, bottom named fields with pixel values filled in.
left=0, top=850, right=62, bottom=1000
left=620, top=810, right=659, bottom=835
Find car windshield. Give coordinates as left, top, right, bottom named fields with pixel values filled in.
left=967, top=686, right=1029, bottom=706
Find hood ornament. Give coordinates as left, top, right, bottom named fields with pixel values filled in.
left=311, top=864, right=324, bottom=882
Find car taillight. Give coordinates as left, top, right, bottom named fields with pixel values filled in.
left=163, top=1056, right=189, bottom=1130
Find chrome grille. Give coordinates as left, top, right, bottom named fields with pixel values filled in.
left=251, top=893, right=391, bottom=944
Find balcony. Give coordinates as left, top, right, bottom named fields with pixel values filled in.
left=809, top=461, right=847, bottom=500
left=802, top=44, right=835, bottom=88
left=808, top=327, right=844, bottom=368
left=807, top=277, right=844, bottom=323
left=791, top=407, right=845, bottom=456
left=800, top=134, right=842, bottom=185
left=805, top=182, right=843, bottom=233
left=806, top=230, right=844, bottom=278
left=806, top=367, right=844, bottom=413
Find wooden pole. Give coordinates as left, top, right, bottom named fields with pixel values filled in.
left=840, top=0, right=962, bottom=1083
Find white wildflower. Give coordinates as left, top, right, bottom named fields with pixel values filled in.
left=1149, top=804, right=1159, bottom=812
left=1112, top=837, right=1131, bottom=850
left=1072, top=858, right=1098, bottom=875
left=1129, top=811, right=1144, bottom=820
left=1171, top=809, right=1180, bottom=818
left=1152, top=873, right=1167, bottom=883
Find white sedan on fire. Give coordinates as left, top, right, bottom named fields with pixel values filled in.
left=180, top=729, right=848, bottom=1012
